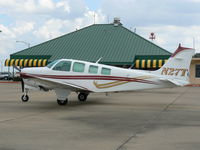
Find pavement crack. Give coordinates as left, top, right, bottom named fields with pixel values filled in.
left=116, top=134, right=137, bottom=150
left=162, top=87, right=189, bottom=112
left=115, top=87, right=189, bottom=150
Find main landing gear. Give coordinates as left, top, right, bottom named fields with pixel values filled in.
left=57, top=99, right=68, bottom=105
left=78, top=93, right=88, bottom=102
left=57, top=93, right=88, bottom=105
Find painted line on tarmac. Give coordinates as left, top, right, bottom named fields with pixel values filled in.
left=187, top=84, right=200, bottom=87
left=0, top=81, right=20, bottom=84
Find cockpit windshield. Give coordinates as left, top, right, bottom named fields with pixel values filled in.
left=47, top=60, right=59, bottom=68
left=52, top=61, right=71, bottom=71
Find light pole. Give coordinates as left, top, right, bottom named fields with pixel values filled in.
left=16, top=40, right=30, bottom=48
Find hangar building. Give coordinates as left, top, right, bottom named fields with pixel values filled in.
left=5, top=19, right=171, bottom=70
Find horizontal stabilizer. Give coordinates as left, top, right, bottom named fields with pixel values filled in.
left=159, top=78, right=189, bottom=86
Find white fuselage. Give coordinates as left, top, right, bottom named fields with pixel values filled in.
left=18, top=45, right=195, bottom=105
left=21, top=59, right=174, bottom=93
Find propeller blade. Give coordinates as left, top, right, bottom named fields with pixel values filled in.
left=13, top=66, right=21, bottom=72
left=21, top=79, right=24, bottom=93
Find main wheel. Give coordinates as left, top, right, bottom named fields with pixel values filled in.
left=78, top=93, right=88, bottom=102
left=57, top=99, right=68, bottom=105
left=21, top=95, right=29, bottom=102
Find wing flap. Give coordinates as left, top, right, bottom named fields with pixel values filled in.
left=25, top=74, right=90, bottom=92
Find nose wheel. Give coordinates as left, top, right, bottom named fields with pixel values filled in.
left=21, top=94, right=29, bottom=102
left=78, top=93, right=88, bottom=102
left=21, top=88, right=29, bottom=102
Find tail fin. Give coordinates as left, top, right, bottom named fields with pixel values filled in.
left=152, top=44, right=195, bottom=83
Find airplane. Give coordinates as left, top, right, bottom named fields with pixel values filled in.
left=19, top=44, right=195, bottom=105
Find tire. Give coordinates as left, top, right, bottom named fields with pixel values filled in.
left=21, top=95, right=29, bottom=102
left=78, top=93, right=88, bottom=102
left=57, top=99, right=68, bottom=105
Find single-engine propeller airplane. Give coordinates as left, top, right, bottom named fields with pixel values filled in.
left=19, top=44, right=195, bottom=105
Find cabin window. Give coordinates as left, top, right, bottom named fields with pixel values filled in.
left=101, top=67, right=111, bottom=75
left=47, top=60, right=59, bottom=68
left=89, top=65, right=98, bottom=74
left=52, top=61, right=71, bottom=71
left=196, top=64, right=200, bottom=78
left=73, top=62, right=85, bottom=72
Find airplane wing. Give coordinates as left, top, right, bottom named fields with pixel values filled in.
left=23, top=73, right=91, bottom=92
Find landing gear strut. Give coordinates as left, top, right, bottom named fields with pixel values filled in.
left=78, top=93, right=88, bottom=102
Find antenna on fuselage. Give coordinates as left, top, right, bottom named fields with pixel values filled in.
left=96, top=57, right=102, bottom=64
left=128, top=63, right=135, bottom=69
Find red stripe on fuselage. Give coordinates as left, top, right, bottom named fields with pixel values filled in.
left=20, top=73, right=159, bottom=85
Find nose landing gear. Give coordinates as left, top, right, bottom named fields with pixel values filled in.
left=21, top=94, right=29, bottom=102
left=21, top=89, right=29, bottom=102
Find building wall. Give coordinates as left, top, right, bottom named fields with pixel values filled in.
left=190, top=58, right=200, bottom=84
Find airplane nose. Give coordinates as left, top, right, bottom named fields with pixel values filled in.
left=19, top=69, right=25, bottom=78
left=21, top=68, right=31, bottom=74
left=19, top=68, right=30, bottom=78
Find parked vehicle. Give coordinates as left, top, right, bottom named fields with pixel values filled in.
left=0, top=72, right=13, bottom=80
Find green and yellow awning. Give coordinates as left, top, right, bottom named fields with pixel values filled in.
left=135, top=59, right=168, bottom=69
left=5, top=59, right=48, bottom=67
left=134, top=55, right=170, bottom=69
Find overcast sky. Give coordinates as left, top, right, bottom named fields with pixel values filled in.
left=0, top=0, right=199, bottom=62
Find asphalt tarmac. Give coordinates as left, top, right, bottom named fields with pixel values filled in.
left=0, top=83, right=200, bottom=150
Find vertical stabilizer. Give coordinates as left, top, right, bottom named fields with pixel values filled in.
left=152, top=44, right=195, bottom=82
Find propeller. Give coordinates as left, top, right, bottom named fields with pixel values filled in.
left=13, top=66, right=21, bottom=72
left=13, top=66, right=24, bottom=93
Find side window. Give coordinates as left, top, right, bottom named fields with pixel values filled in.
left=89, top=65, right=98, bottom=74
left=101, top=67, right=111, bottom=75
left=52, top=61, right=71, bottom=71
left=73, top=62, right=85, bottom=72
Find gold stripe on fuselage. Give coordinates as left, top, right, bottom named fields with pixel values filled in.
left=93, top=76, right=154, bottom=89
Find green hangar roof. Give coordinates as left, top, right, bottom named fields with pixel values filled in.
left=10, top=22, right=171, bottom=66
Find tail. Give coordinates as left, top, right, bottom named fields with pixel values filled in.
left=152, top=44, right=195, bottom=86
